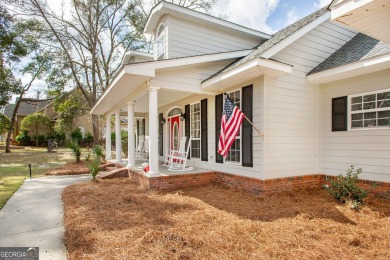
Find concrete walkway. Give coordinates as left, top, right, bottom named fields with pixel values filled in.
left=0, top=175, right=91, bottom=260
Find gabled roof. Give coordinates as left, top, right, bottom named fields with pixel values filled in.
left=144, top=1, right=271, bottom=40
left=205, top=7, right=329, bottom=81
left=308, top=33, right=390, bottom=75
left=3, top=100, right=51, bottom=119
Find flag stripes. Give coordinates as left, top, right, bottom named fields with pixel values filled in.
left=218, top=94, right=245, bottom=157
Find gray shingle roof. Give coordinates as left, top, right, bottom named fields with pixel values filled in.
left=2, top=100, right=50, bottom=119
left=203, top=7, right=328, bottom=82
left=308, top=33, right=390, bottom=75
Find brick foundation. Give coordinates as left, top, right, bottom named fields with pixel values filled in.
left=127, top=168, right=390, bottom=196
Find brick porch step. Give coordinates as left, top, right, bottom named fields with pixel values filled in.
left=97, top=167, right=128, bottom=180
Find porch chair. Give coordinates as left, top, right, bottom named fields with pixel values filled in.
left=168, top=136, right=193, bottom=172
left=164, top=136, right=187, bottom=167
left=142, top=137, right=149, bottom=160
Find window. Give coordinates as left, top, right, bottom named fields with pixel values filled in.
left=225, top=90, right=241, bottom=163
left=190, top=102, right=201, bottom=159
left=156, top=24, right=166, bottom=60
left=349, top=88, right=390, bottom=129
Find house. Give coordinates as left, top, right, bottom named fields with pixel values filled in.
left=1, top=99, right=51, bottom=142
left=91, top=1, right=390, bottom=193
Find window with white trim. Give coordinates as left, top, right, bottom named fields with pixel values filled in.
left=225, top=90, right=241, bottom=163
left=349, top=88, right=390, bottom=129
left=190, top=102, right=201, bottom=159
left=155, top=24, right=166, bottom=60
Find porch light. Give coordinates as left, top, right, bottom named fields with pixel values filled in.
left=160, top=117, right=166, bottom=124
left=180, top=112, right=185, bottom=121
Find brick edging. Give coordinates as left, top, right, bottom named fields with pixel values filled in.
left=127, top=169, right=390, bottom=196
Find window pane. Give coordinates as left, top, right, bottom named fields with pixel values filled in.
left=352, top=104, right=362, bottom=111
left=364, top=120, right=376, bottom=127
left=364, top=94, right=376, bottom=102
left=351, top=96, right=362, bottom=104
left=378, top=110, right=390, bottom=118
left=352, top=113, right=363, bottom=120
left=377, top=91, right=390, bottom=100
left=364, top=112, right=376, bottom=119
left=378, top=118, right=390, bottom=126
left=363, top=102, right=376, bottom=110
left=377, top=100, right=390, bottom=108
left=352, top=120, right=363, bottom=128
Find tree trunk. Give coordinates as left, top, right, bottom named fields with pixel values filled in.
left=92, top=114, right=100, bottom=145
left=5, top=94, right=23, bottom=153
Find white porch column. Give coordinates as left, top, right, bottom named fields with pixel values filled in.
left=127, top=102, right=135, bottom=168
left=105, top=115, right=112, bottom=160
left=115, top=111, right=122, bottom=163
left=147, top=86, right=160, bottom=176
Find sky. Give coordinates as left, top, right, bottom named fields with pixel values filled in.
left=18, top=0, right=332, bottom=101
left=212, top=0, right=332, bottom=33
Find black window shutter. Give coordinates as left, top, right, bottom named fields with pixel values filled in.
left=215, top=94, right=223, bottom=163
left=185, top=104, right=190, bottom=158
left=242, top=85, right=253, bottom=167
left=142, top=118, right=145, bottom=136
left=158, top=113, right=163, bottom=156
left=201, top=99, right=208, bottom=161
left=332, top=96, right=348, bottom=131
left=136, top=120, right=140, bottom=146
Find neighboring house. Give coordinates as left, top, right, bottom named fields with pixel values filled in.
left=1, top=99, right=50, bottom=142
left=91, top=1, right=390, bottom=191
left=36, top=101, right=100, bottom=140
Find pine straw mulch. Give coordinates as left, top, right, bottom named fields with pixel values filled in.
left=45, top=161, right=89, bottom=175
left=63, top=179, right=390, bottom=260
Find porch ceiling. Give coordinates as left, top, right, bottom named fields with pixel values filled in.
left=91, top=69, right=153, bottom=115
left=133, top=89, right=193, bottom=113
left=306, top=53, right=390, bottom=84
left=331, top=0, right=390, bottom=44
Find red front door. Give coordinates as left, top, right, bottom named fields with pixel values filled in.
left=168, top=115, right=181, bottom=151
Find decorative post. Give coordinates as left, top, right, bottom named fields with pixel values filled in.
left=147, top=86, right=160, bottom=176
left=105, top=115, right=112, bottom=160
left=127, top=102, right=135, bottom=168
left=115, top=111, right=122, bottom=163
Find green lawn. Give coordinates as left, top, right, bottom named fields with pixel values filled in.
left=0, top=148, right=73, bottom=209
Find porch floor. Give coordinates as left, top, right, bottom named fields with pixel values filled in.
left=113, top=158, right=212, bottom=176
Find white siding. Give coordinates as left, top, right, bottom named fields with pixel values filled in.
left=320, top=69, right=390, bottom=183
left=156, top=77, right=265, bottom=179
left=263, top=21, right=357, bottom=179
left=167, top=17, right=263, bottom=58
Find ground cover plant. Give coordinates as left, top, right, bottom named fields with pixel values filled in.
left=63, top=179, right=390, bottom=260
left=0, top=148, right=72, bottom=209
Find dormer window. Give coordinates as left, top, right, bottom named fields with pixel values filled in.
left=156, top=24, right=166, bottom=60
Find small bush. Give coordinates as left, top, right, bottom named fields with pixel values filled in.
left=84, top=131, right=93, bottom=143
left=70, top=128, right=83, bottom=142
left=84, top=146, right=92, bottom=162
left=323, top=166, right=368, bottom=209
left=68, top=141, right=81, bottom=162
left=16, top=131, right=31, bottom=146
left=87, top=156, right=100, bottom=181
left=92, top=145, right=104, bottom=160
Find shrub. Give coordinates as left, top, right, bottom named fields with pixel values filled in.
left=121, top=130, right=128, bottom=156
left=84, top=131, right=93, bottom=143
left=21, top=113, right=52, bottom=146
left=68, top=141, right=81, bottom=162
left=87, top=156, right=100, bottom=181
left=323, top=166, right=368, bottom=209
left=16, top=131, right=31, bottom=146
left=70, top=128, right=83, bottom=142
left=92, top=145, right=104, bottom=160
left=84, top=146, right=92, bottom=162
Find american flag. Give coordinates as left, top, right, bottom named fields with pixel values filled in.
left=218, top=94, right=245, bottom=157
